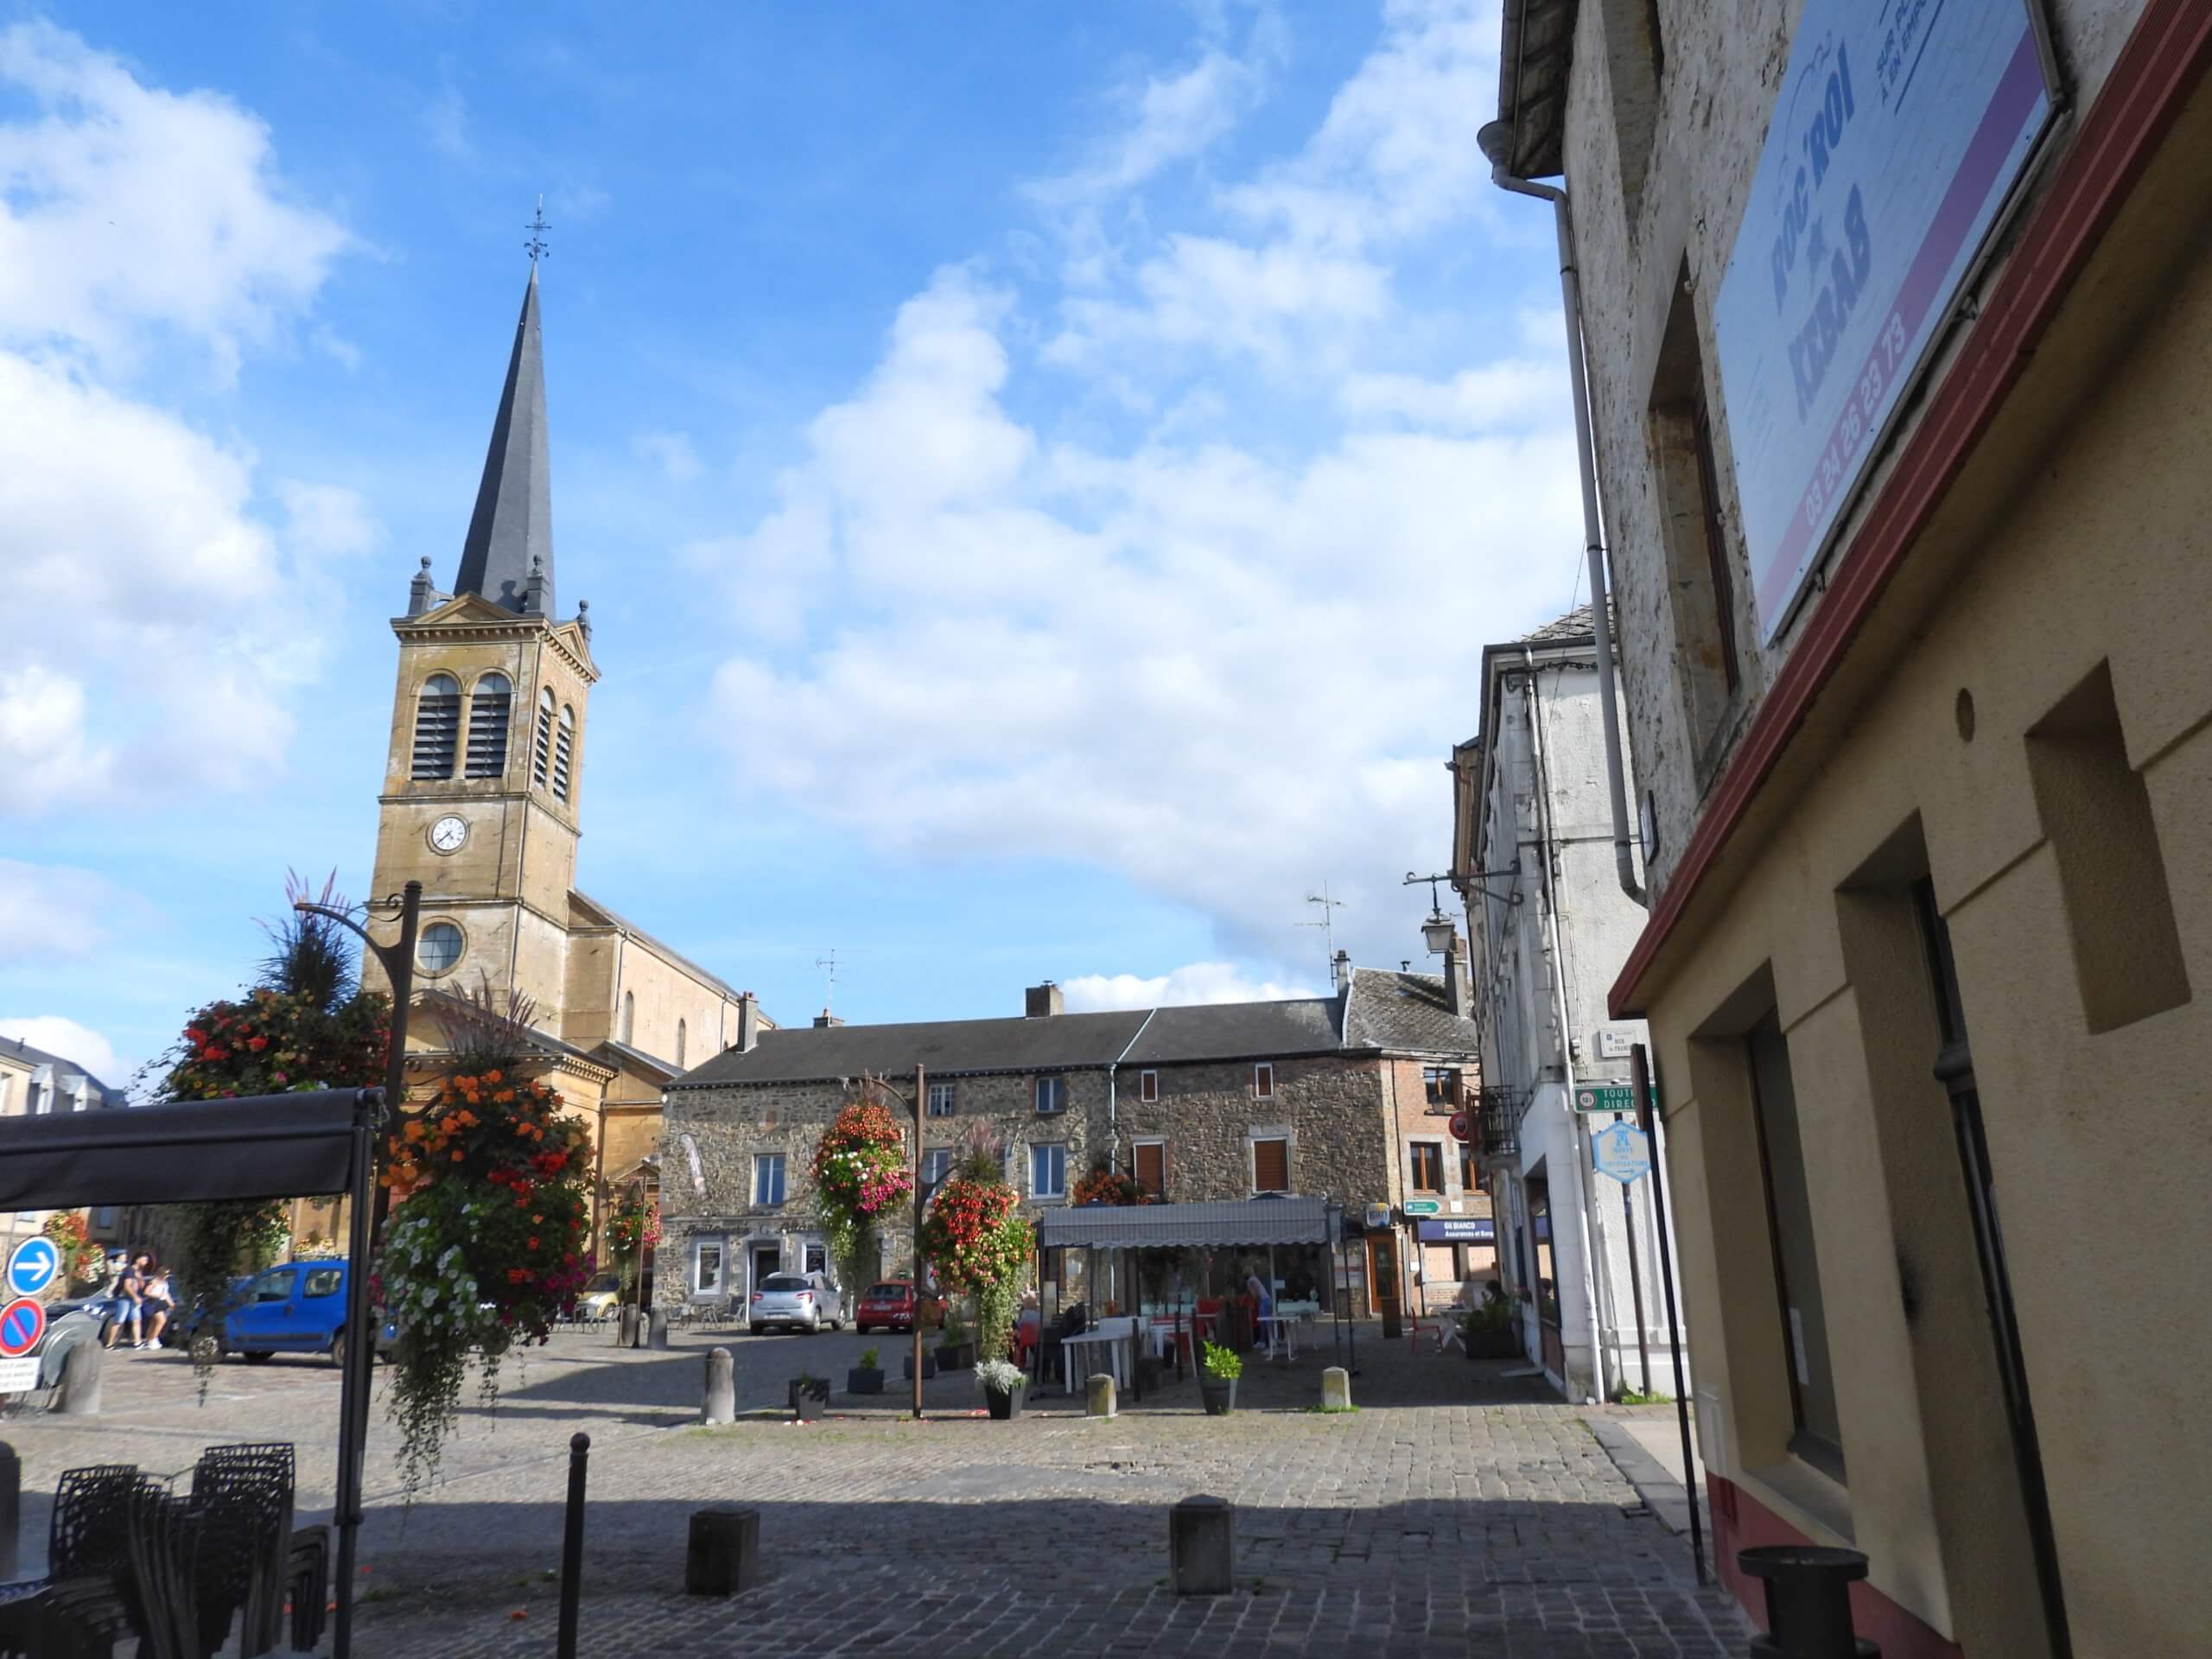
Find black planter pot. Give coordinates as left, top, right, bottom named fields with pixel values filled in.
left=902, top=1352, right=938, bottom=1381
left=847, top=1366, right=885, bottom=1395
left=984, top=1384, right=1024, bottom=1421
left=1199, top=1376, right=1237, bottom=1416
left=789, top=1379, right=830, bottom=1421
left=1464, top=1326, right=1522, bottom=1360
left=936, top=1341, right=976, bottom=1371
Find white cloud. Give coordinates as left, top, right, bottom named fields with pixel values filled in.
left=0, top=1015, right=127, bottom=1087
left=1062, top=963, right=1324, bottom=1012
left=0, top=860, right=130, bottom=962
left=0, top=25, right=353, bottom=818
left=0, top=20, right=354, bottom=381
left=1035, top=48, right=1263, bottom=204
left=634, top=429, right=702, bottom=482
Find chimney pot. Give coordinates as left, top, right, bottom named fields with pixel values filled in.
left=813, top=1009, right=844, bottom=1028
left=736, top=992, right=761, bottom=1052
left=1332, top=950, right=1352, bottom=994
left=1025, top=982, right=1065, bottom=1018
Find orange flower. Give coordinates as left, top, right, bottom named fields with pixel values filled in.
left=486, top=1070, right=503, bottom=1083
left=494, top=1090, right=515, bottom=1103
left=440, top=1116, right=458, bottom=1134
left=404, top=1122, right=426, bottom=1142
left=532, top=1214, right=543, bottom=1224
left=458, top=1110, right=478, bottom=1127
left=451, top=1150, right=465, bottom=1161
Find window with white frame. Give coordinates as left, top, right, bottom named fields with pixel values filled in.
left=1033, top=1076, right=1068, bottom=1115
left=692, top=1237, right=726, bottom=1299
left=1253, top=1063, right=1274, bottom=1099
left=926, top=1081, right=957, bottom=1117
left=921, top=1147, right=952, bottom=1192
left=753, top=1153, right=787, bottom=1206
left=1134, top=1138, right=1167, bottom=1200
left=1138, top=1070, right=1159, bottom=1103
left=1251, top=1134, right=1290, bottom=1194
left=1030, top=1142, right=1067, bottom=1199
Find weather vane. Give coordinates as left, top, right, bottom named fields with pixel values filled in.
left=524, top=196, right=551, bottom=264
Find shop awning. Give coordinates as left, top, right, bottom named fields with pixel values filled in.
left=1416, top=1217, right=1495, bottom=1244
left=1036, top=1196, right=1332, bottom=1251
left=0, top=1089, right=371, bottom=1210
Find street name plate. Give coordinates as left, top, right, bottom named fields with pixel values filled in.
left=1402, top=1199, right=1441, bottom=1217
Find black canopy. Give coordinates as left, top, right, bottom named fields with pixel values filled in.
left=0, top=1088, right=373, bottom=1210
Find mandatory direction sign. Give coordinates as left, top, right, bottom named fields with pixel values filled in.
left=0, top=1296, right=47, bottom=1358
left=1591, top=1123, right=1652, bottom=1185
left=5, top=1236, right=59, bottom=1298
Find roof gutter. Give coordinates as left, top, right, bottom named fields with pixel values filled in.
left=1477, top=124, right=1645, bottom=910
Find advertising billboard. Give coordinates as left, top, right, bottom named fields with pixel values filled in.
left=1713, top=0, right=2054, bottom=642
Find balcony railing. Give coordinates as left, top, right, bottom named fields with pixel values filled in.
left=1476, top=1085, right=1524, bottom=1163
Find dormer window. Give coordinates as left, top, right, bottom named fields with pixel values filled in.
left=465, top=672, right=512, bottom=778
left=411, top=674, right=461, bottom=779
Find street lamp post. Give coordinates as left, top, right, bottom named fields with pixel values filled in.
left=855, top=1068, right=933, bottom=1419
left=292, top=879, right=420, bottom=1659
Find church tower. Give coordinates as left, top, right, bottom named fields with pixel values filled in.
left=365, top=264, right=599, bottom=1017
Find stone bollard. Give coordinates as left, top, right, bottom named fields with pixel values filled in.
left=1320, top=1366, right=1351, bottom=1411
left=684, top=1506, right=760, bottom=1597
left=647, top=1309, right=671, bottom=1350
left=0, top=1443, right=17, bottom=1581
left=702, top=1347, right=736, bottom=1425
left=617, top=1306, right=640, bottom=1348
left=1169, top=1495, right=1236, bottom=1595
left=1085, top=1372, right=1117, bottom=1418
left=58, top=1340, right=104, bottom=1416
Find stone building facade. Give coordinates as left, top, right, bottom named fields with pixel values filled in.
left=658, top=974, right=1483, bottom=1315
left=1488, top=2, right=2209, bottom=1653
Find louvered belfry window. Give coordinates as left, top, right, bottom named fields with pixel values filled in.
left=553, top=705, right=575, bottom=801
left=465, top=672, right=512, bottom=778
left=411, top=674, right=461, bottom=779
left=532, top=689, right=555, bottom=787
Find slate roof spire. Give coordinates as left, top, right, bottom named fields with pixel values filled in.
left=454, top=264, right=554, bottom=616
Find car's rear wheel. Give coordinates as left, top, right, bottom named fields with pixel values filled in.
left=328, top=1332, right=346, bottom=1370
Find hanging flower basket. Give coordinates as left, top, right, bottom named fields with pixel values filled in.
left=812, top=1099, right=915, bottom=1294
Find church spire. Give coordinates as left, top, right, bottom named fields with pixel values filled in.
left=454, top=259, right=554, bottom=616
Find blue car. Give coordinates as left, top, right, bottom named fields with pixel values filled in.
left=212, top=1261, right=396, bottom=1368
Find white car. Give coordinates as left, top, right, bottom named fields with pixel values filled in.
left=747, top=1271, right=843, bottom=1334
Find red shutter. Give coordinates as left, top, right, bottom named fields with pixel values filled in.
left=1254, top=1138, right=1289, bottom=1193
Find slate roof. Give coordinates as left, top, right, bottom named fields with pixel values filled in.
left=1343, top=970, right=1481, bottom=1058
left=454, top=267, right=556, bottom=617
left=1521, top=603, right=1594, bottom=644
left=569, top=890, right=760, bottom=1013
left=1121, top=997, right=1344, bottom=1065
left=0, top=1035, right=127, bottom=1109
left=671, top=1010, right=1152, bottom=1089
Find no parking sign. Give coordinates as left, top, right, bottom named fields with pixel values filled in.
left=0, top=1296, right=47, bottom=1357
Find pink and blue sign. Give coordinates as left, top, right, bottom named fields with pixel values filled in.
left=1713, top=0, right=2055, bottom=642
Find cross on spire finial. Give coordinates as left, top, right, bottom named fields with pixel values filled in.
left=524, top=196, right=551, bottom=264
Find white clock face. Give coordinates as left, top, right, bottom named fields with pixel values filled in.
left=429, top=815, right=468, bottom=854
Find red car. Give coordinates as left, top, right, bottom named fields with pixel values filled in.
left=853, top=1281, right=945, bottom=1334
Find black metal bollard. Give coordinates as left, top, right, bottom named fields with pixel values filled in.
left=557, top=1433, right=589, bottom=1659
left=1739, top=1545, right=1878, bottom=1658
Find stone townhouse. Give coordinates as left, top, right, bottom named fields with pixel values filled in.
left=657, top=971, right=1484, bottom=1317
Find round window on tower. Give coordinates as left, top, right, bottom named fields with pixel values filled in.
left=417, top=921, right=465, bottom=976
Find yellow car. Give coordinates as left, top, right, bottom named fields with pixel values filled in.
left=576, top=1274, right=624, bottom=1322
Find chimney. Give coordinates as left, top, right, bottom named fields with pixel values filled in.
left=1445, top=934, right=1472, bottom=1020
left=1025, top=982, right=1064, bottom=1018
left=1332, top=950, right=1351, bottom=994
left=813, top=1009, right=844, bottom=1028
left=735, top=991, right=761, bottom=1052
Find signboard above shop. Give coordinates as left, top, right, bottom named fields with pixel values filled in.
left=1713, top=0, right=2054, bottom=642
left=1416, top=1217, right=1496, bottom=1245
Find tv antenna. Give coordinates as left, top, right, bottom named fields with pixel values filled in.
left=1301, top=881, right=1347, bottom=973
left=815, top=949, right=841, bottom=1015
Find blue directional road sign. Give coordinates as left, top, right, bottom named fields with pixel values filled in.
left=0, top=1296, right=46, bottom=1358
left=1591, top=1122, right=1652, bottom=1185
left=6, top=1236, right=59, bottom=1298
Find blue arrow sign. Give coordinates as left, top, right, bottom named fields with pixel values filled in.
left=6, top=1236, right=59, bottom=1298
left=0, top=1296, right=46, bottom=1357
left=1592, top=1123, right=1652, bottom=1185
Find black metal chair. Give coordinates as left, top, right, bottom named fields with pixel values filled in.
left=189, top=1442, right=296, bottom=1657
left=122, top=1472, right=204, bottom=1659
left=0, top=1461, right=139, bottom=1659
left=285, top=1524, right=329, bottom=1653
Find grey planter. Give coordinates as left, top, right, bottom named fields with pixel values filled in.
left=984, top=1384, right=1024, bottom=1421
left=1199, top=1376, right=1237, bottom=1416
left=788, top=1378, right=830, bottom=1421
left=936, top=1340, right=976, bottom=1371
left=846, top=1366, right=885, bottom=1395
left=902, top=1352, right=938, bottom=1381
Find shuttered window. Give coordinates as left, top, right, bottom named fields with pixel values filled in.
left=553, top=705, right=575, bottom=801
left=533, top=689, right=555, bottom=786
left=1252, top=1137, right=1289, bottom=1194
left=465, top=672, right=512, bottom=778
left=410, top=675, right=461, bottom=779
left=1135, top=1141, right=1166, bottom=1199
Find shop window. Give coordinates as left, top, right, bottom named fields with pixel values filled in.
left=1252, top=1136, right=1290, bottom=1194
left=2025, top=660, right=2191, bottom=1033
left=1649, top=261, right=1745, bottom=758
left=1747, top=1010, right=1846, bottom=1479
left=1134, top=1140, right=1167, bottom=1200
left=1409, top=1142, right=1445, bottom=1194
left=693, top=1238, right=725, bottom=1299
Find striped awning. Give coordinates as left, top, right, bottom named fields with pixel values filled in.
left=1035, top=1196, right=1332, bottom=1250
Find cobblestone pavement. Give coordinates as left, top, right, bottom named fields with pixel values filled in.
left=2, top=1325, right=1745, bottom=1656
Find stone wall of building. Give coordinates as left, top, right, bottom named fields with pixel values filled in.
left=1115, top=1055, right=1393, bottom=1210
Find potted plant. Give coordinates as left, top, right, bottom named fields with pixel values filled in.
left=936, top=1306, right=976, bottom=1371
left=1199, top=1340, right=1242, bottom=1415
left=789, top=1371, right=830, bottom=1421
left=1460, top=1282, right=1522, bottom=1360
left=976, top=1357, right=1026, bottom=1421
left=848, top=1346, right=885, bottom=1395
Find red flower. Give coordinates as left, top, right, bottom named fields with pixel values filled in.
left=247, top=1036, right=268, bottom=1052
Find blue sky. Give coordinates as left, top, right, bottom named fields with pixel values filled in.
left=0, top=2, right=1583, bottom=1088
